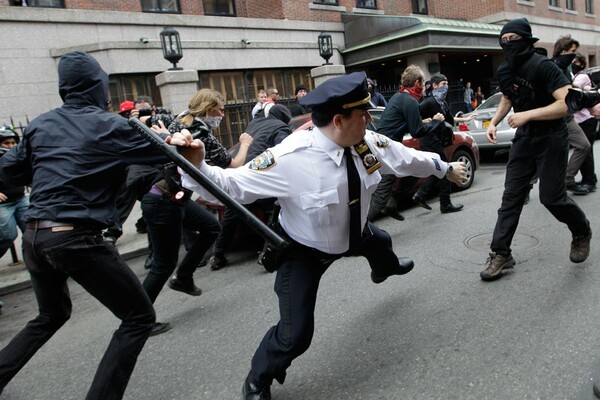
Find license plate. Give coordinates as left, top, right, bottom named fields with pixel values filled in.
left=482, top=120, right=491, bottom=128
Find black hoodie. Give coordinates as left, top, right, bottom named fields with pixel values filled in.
left=0, top=51, right=170, bottom=226
left=244, top=104, right=292, bottom=162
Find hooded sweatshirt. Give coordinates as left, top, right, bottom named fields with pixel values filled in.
left=244, top=104, right=292, bottom=162
left=0, top=51, right=170, bottom=226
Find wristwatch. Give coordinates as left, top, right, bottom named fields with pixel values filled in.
left=446, top=164, right=453, bottom=176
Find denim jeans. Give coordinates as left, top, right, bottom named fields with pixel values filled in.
left=0, top=225, right=155, bottom=400
left=0, top=195, right=29, bottom=258
left=141, top=193, right=220, bottom=303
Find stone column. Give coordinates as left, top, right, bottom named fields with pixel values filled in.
left=310, top=64, right=346, bottom=87
left=155, top=69, right=199, bottom=114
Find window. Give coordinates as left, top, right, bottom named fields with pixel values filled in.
left=356, top=0, right=376, bottom=8
left=412, top=0, right=428, bottom=14
left=566, top=0, right=575, bottom=10
left=13, top=0, right=64, bottom=7
left=549, top=0, right=559, bottom=6
left=141, top=0, right=180, bottom=13
left=203, top=0, right=236, bottom=16
left=313, top=0, right=338, bottom=5
left=585, top=0, right=594, bottom=13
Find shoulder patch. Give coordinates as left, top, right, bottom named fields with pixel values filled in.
left=374, top=134, right=391, bottom=148
left=248, top=150, right=276, bottom=171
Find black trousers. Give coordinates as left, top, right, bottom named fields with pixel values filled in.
left=415, top=141, right=452, bottom=206
left=491, top=129, right=589, bottom=255
left=212, top=198, right=275, bottom=256
left=141, top=194, right=221, bottom=303
left=0, top=226, right=155, bottom=400
left=250, top=222, right=403, bottom=386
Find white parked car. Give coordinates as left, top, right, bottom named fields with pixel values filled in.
left=455, top=92, right=515, bottom=157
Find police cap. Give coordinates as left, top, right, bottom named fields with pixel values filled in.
left=299, top=71, right=371, bottom=114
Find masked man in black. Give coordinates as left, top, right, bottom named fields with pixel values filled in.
left=480, top=18, right=592, bottom=281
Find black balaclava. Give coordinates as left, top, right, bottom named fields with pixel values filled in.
left=499, top=18, right=539, bottom=70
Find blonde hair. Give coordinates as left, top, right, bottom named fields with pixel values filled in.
left=401, top=65, right=424, bottom=88
left=179, top=88, right=224, bottom=126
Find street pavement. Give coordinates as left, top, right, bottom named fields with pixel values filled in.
left=1, top=152, right=600, bottom=399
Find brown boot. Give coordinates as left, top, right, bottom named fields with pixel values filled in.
left=570, top=229, right=592, bottom=263
left=480, top=252, right=515, bottom=281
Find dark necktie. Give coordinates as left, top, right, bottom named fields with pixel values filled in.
left=344, top=147, right=361, bottom=250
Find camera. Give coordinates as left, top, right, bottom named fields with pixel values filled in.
left=565, top=88, right=600, bottom=113
left=138, top=108, right=153, bottom=117
left=140, top=37, right=149, bottom=44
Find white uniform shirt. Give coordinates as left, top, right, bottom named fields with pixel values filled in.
left=181, top=127, right=448, bottom=255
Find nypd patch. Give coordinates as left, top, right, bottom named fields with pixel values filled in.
left=248, top=150, right=276, bottom=171
left=374, top=134, right=390, bottom=148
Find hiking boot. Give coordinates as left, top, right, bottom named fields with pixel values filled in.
left=480, top=252, right=515, bottom=281
left=209, top=254, right=228, bottom=271
left=570, top=229, right=592, bottom=263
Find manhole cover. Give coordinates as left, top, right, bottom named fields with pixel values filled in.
left=464, top=233, right=540, bottom=251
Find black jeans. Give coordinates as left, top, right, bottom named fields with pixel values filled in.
left=491, top=129, right=590, bottom=255
left=212, top=198, right=275, bottom=256
left=250, top=222, right=402, bottom=386
left=0, top=226, right=155, bottom=400
left=415, top=141, right=452, bottom=205
left=141, top=194, right=221, bottom=303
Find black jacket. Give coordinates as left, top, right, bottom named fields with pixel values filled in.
left=0, top=51, right=169, bottom=226
left=376, top=91, right=442, bottom=141
left=245, top=104, right=292, bottom=162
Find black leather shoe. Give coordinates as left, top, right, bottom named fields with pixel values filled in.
left=566, top=183, right=589, bottom=195
left=371, top=257, right=414, bottom=284
left=583, top=183, right=597, bottom=193
left=242, top=374, right=271, bottom=400
left=168, top=276, right=202, bottom=296
left=149, top=322, right=171, bottom=337
left=440, top=203, right=464, bottom=213
left=382, top=207, right=405, bottom=221
left=412, top=193, right=432, bottom=210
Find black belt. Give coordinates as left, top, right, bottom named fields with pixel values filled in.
left=26, top=220, right=75, bottom=231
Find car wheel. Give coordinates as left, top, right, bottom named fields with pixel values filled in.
left=451, top=149, right=475, bottom=190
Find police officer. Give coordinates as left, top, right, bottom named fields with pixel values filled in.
left=0, top=51, right=192, bottom=399
left=178, top=72, right=467, bottom=399
left=480, top=18, right=592, bottom=281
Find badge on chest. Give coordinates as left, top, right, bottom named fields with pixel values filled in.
left=353, top=139, right=381, bottom=174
